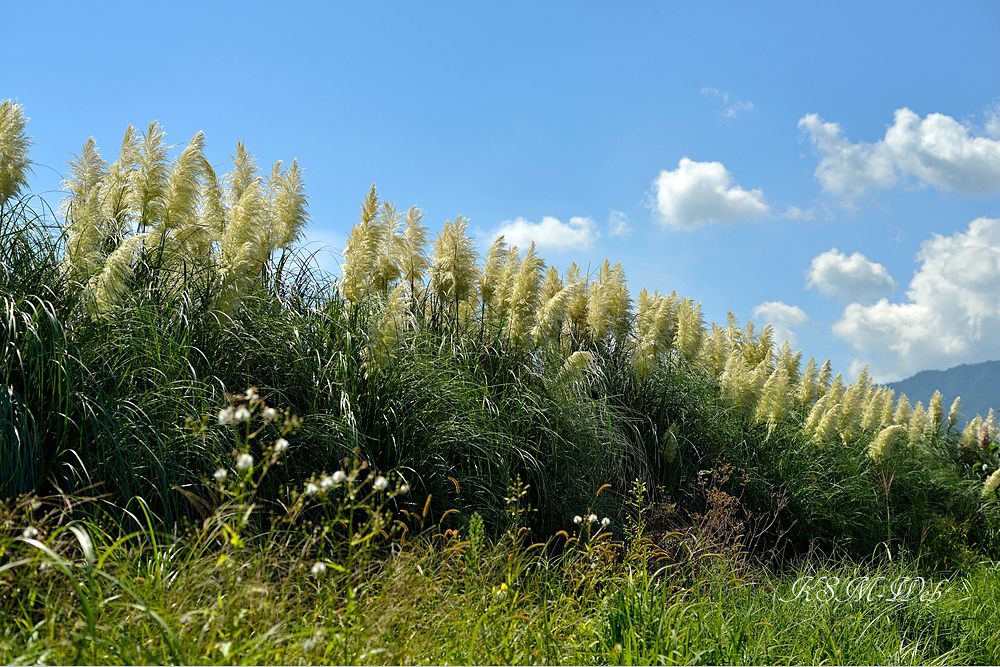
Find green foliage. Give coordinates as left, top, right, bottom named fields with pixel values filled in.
left=4, top=100, right=1000, bottom=587
left=4, top=490, right=999, bottom=665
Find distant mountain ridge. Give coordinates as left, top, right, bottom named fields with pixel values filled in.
left=886, top=360, right=1000, bottom=424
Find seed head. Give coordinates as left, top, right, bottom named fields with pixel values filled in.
left=235, top=453, right=253, bottom=472
left=213, top=468, right=228, bottom=482
left=983, top=468, right=1000, bottom=498
left=601, top=517, right=611, bottom=527
left=304, top=482, right=319, bottom=496
left=218, top=407, right=234, bottom=425
left=311, top=562, right=327, bottom=576
left=588, top=514, right=598, bottom=524
left=332, top=470, right=347, bottom=484
left=573, top=515, right=583, bottom=525
left=274, top=438, right=289, bottom=453
left=319, top=475, right=334, bottom=491
left=373, top=476, right=388, bottom=491
left=22, top=526, right=38, bottom=539
left=233, top=406, right=251, bottom=423
left=262, top=407, right=277, bottom=422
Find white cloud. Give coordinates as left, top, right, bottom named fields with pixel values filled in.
left=653, top=157, right=770, bottom=230
left=701, top=87, right=755, bottom=122
left=701, top=86, right=730, bottom=104
left=798, top=114, right=897, bottom=198
left=493, top=215, right=598, bottom=251
left=722, top=100, right=755, bottom=120
left=783, top=205, right=814, bottom=220
left=800, top=108, right=1000, bottom=199
left=986, top=103, right=1000, bottom=139
left=833, top=217, right=1000, bottom=381
left=752, top=301, right=808, bottom=348
left=806, top=248, right=897, bottom=302
left=609, top=210, right=631, bottom=237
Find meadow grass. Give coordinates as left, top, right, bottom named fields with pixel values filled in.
left=2, top=487, right=999, bottom=665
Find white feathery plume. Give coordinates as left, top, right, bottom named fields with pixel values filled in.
left=161, top=131, right=206, bottom=232
left=430, top=215, right=480, bottom=308
left=797, top=357, right=819, bottom=409
left=271, top=158, right=309, bottom=249
left=506, top=242, right=544, bottom=347
left=399, top=206, right=429, bottom=295
left=868, top=424, right=904, bottom=461
left=894, top=393, right=912, bottom=425
left=479, top=234, right=509, bottom=318
left=340, top=185, right=381, bottom=303
left=755, top=362, right=790, bottom=437
left=130, top=121, right=171, bottom=231
left=61, top=137, right=108, bottom=280
left=908, top=401, right=928, bottom=447
left=0, top=99, right=33, bottom=208
left=675, top=298, right=704, bottom=364
left=946, top=396, right=962, bottom=431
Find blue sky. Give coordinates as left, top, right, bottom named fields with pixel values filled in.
left=5, top=1, right=1000, bottom=381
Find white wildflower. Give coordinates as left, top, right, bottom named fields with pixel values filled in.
left=319, top=475, right=334, bottom=491
left=213, top=468, right=227, bottom=482
left=218, top=406, right=234, bottom=425
left=601, top=517, right=611, bottom=527
left=273, top=437, right=289, bottom=453
left=304, top=482, right=319, bottom=496
left=262, top=407, right=277, bottom=422
left=235, top=453, right=253, bottom=472
left=245, top=387, right=258, bottom=402
left=233, top=406, right=251, bottom=423
left=22, top=526, right=38, bottom=539
left=373, top=476, right=388, bottom=491
left=588, top=514, right=598, bottom=524
left=573, top=515, right=583, bottom=525
left=398, top=484, right=409, bottom=494
left=311, top=561, right=327, bottom=576
left=332, top=470, right=347, bottom=484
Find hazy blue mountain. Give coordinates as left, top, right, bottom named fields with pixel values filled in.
left=886, top=360, right=1000, bottom=424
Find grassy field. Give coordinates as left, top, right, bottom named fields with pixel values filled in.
left=3, top=104, right=1000, bottom=664
left=3, top=485, right=1000, bottom=665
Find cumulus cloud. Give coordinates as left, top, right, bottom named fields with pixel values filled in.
left=986, top=103, right=1000, bottom=139
left=833, top=217, right=1000, bottom=381
left=752, top=301, right=809, bottom=348
left=806, top=248, right=897, bottom=302
left=653, top=157, right=770, bottom=230
left=493, top=215, right=598, bottom=251
left=799, top=108, right=1000, bottom=199
left=609, top=210, right=632, bottom=237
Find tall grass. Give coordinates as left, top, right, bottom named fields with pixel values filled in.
left=3, top=178, right=998, bottom=565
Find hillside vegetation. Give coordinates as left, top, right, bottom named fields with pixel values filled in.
left=888, top=360, right=1000, bottom=429
left=3, top=100, right=1000, bottom=664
